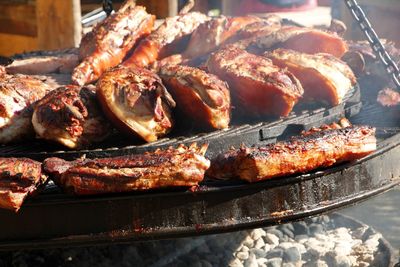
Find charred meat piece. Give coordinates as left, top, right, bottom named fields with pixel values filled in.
left=123, top=12, right=209, bottom=68
left=0, top=158, right=47, bottom=211
left=0, top=74, right=53, bottom=143
left=72, top=2, right=155, bottom=85
left=97, top=65, right=175, bottom=142
left=265, top=49, right=356, bottom=106
left=208, top=125, right=376, bottom=182
left=159, top=64, right=231, bottom=130
left=248, top=26, right=348, bottom=58
left=207, top=46, right=303, bottom=117
left=6, top=49, right=79, bottom=75
left=43, top=144, right=210, bottom=195
left=32, top=85, right=111, bottom=149
left=182, top=16, right=261, bottom=60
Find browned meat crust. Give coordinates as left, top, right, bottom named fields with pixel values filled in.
left=0, top=74, right=53, bottom=143
left=265, top=48, right=356, bottom=106
left=72, top=2, right=155, bottom=85
left=97, top=65, right=175, bottom=142
left=0, top=158, right=47, bottom=211
left=43, top=144, right=210, bottom=195
left=159, top=64, right=231, bottom=130
left=32, top=85, right=111, bottom=149
left=123, top=12, right=209, bottom=68
left=207, top=46, right=303, bottom=117
left=207, top=125, right=376, bottom=182
left=182, top=16, right=261, bottom=60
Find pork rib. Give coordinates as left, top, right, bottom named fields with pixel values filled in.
left=72, top=2, right=155, bottom=85
left=207, top=124, right=376, bottom=182
left=265, top=49, right=356, bottom=106
left=159, top=64, right=231, bottom=130
left=32, top=85, right=111, bottom=149
left=207, top=46, right=303, bottom=117
left=43, top=144, right=210, bottom=195
left=97, top=65, right=175, bottom=142
left=0, top=158, right=47, bottom=211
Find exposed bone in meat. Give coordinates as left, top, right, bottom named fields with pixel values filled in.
left=97, top=65, right=175, bottom=142
left=159, top=64, right=231, bottom=130
left=43, top=144, right=210, bottom=195
left=207, top=46, right=303, bottom=117
left=6, top=49, right=79, bottom=75
left=0, top=74, right=53, bottom=143
left=123, top=12, right=209, bottom=68
left=72, top=2, right=155, bottom=85
left=182, top=16, right=262, bottom=60
left=245, top=26, right=348, bottom=58
left=265, top=49, right=356, bottom=106
left=207, top=124, right=376, bottom=182
left=0, top=158, right=47, bottom=211
left=32, top=85, right=111, bottom=149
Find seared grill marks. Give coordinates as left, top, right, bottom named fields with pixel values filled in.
left=43, top=144, right=209, bottom=195
left=207, top=123, right=376, bottom=182
left=72, top=2, right=155, bottom=85
left=0, top=158, right=47, bottom=211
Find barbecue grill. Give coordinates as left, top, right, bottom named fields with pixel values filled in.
left=0, top=0, right=399, bottom=254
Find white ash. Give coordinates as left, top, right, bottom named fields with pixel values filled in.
left=0, top=214, right=391, bottom=267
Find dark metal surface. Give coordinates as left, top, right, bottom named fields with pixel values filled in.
left=345, top=0, right=400, bottom=90
left=0, top=99, right=398, bottom=250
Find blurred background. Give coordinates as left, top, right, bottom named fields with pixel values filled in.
left=0, top=0, right=399, bottom=56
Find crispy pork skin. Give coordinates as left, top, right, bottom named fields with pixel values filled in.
left=208, top=125, right=376, bottom=182
left=123, top=12, right=209, bottom=68
left=43, top=144, right=210, bottom=195
left=97, top=65, right=175, bottom=142
left=0, top=74, right=53, bottom=143
left=182, top=16, right=261, bottom=60
left=72, top=2, right=155, bottom=85
left=0, top=158, right=47, bottom=211
left=207, top=46, right=303, bottom=117
left=159, top=64, right=231, bottom=130
left=265, top=49, right=356, bottom=106
left=32, top=85, right=111, bottom=149
left=248, top=26, right=348, bottom=58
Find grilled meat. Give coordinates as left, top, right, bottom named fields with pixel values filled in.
left=123, top=12, right=209, bottom=68
left=265, top=49, right=356, bottom=106
left=159, top=64, right=231, bottom=130
left=32, top=85, right=111, bottom=149
left=43, top=144, right=210, bottom=195
left=0, top=158, right=47, bottom=211
left=247, top=26, right=348, bottom=58
left=97, top=65, right=175, bottom=142
left=182, top=16, right=261, bottom=60
left=6, top=49, right=79, bottom=75
left=72, top=2, right=155, bottom=85
left=0, top=74, right=53, bottom=143
left=207, top=46, right=303, bottom=117
left=208, top=125, right=376, bottom=182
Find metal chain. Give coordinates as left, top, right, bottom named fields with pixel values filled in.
left=102, top=0, right=114, bottom=17
left=344, top=0, right=400, bottom=89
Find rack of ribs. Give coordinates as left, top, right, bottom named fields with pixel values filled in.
left=43, top=144, right=210, bottom=195
left=207, top=123, right=376, bottom=182
left=0, top=158, right=47, bottom=211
